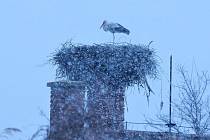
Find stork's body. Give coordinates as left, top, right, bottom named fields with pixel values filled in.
left=100, top=20, right=130, bottom=43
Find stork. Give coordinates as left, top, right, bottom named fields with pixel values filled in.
left=100, top=20, right=130, bottom=43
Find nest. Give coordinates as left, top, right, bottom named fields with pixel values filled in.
left=50, top=41, right=158, bottom=92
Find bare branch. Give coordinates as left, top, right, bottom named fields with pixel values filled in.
left=175, top=65, right=210, bottom=136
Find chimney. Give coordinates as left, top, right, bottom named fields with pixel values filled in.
left=47, top=81, right=85, bottom=140
left=47, top=80, right=125, bottom=140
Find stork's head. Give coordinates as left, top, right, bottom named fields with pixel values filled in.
left=100, top=20, right=107, bottom=29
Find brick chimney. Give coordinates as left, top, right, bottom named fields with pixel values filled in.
left=47, top=81, right=125, bottom=140
left=47, top=81, right=85, bottom=140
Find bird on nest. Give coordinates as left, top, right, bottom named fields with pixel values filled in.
left=100, top=20, right=130, bottom=43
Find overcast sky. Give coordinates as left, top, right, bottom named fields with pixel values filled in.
left=1, top=0, right=210, bottom=139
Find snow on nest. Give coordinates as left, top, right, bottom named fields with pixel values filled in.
left=50, top=41, right=159, bottom=91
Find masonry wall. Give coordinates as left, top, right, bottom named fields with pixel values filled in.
left=48, top=81, right=126, bottom=140
left=124, top=130, right=210, bottom=140
left=47, top=81, right=85, bottom=140
left=86, top=83, right=125, bottom=131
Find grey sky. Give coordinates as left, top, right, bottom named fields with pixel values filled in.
left=0, top=0, right=210, bottom=139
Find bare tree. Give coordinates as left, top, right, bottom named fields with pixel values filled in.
left=28, top=109, right=50, bottom=140
left=145, top=114, right=183, bottom=134
left=175, top=66, right=210, bottom=136
left=145, top=65, right=210, bottom=139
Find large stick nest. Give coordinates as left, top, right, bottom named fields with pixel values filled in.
left=50, top=41, right=159, bottom=91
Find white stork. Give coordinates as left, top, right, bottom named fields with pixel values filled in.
left=100, top=20, right=130, bottom=43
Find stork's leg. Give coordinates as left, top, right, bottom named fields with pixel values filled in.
left=113, top=33, right=115, bottom=44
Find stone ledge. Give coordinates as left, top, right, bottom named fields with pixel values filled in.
left=47, top=80, right=85, bottom=89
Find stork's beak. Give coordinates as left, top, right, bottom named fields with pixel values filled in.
left=100, top=24, right=103, bottom=29
left=100, top=22, right=104, bottom=29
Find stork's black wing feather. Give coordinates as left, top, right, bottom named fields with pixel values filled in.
left=116, top=23, right=124, bottom=28
left=115, top=24, right=130, bottom=35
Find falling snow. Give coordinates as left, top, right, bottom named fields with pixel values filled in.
left=48, top=41, right=160, bottom=140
